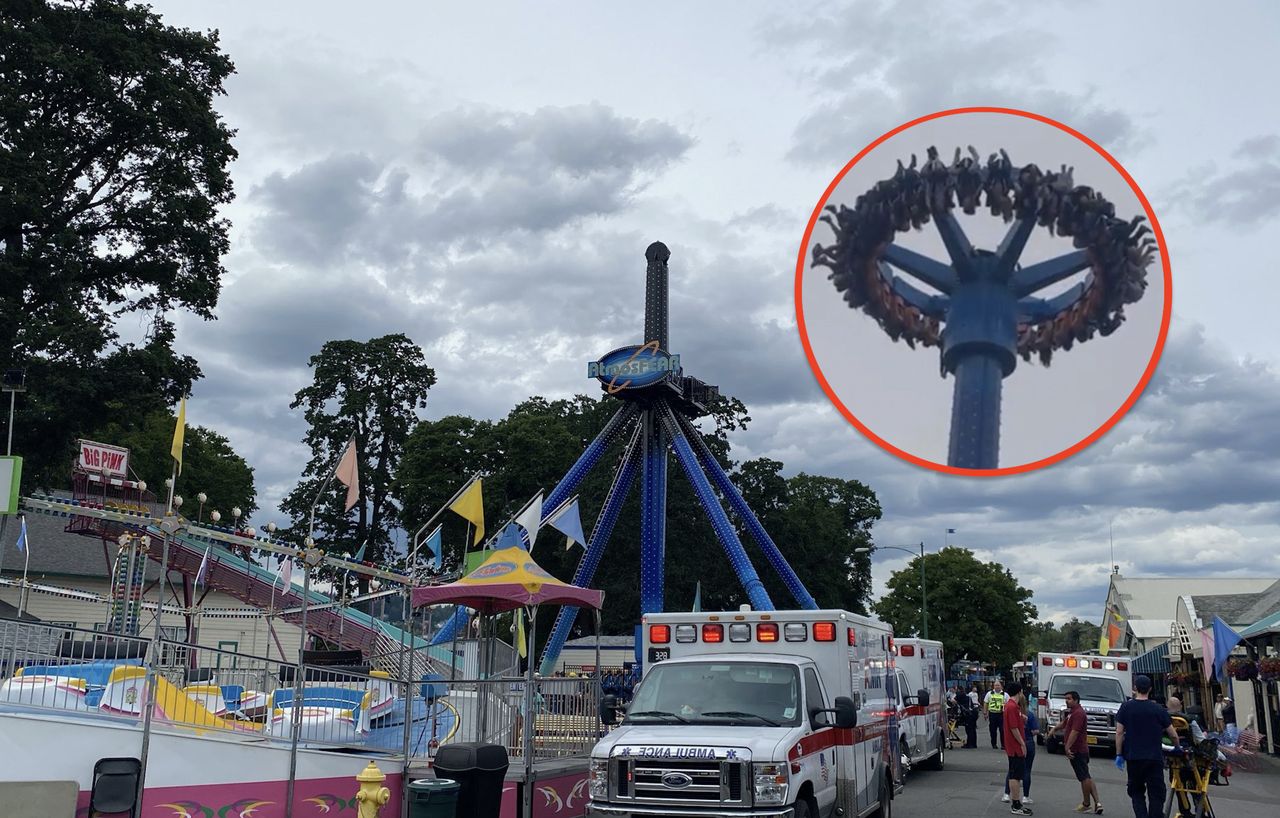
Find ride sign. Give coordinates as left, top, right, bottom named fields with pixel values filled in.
left=77, top=440, right=130, bottom=479
left=587, top=342, right=681, bottom=394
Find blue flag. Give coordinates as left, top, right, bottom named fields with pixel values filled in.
left=548, top=498, right=587, bottom=549
left=352, top=541, right=368, bottom=562
left=1212, top=616, right=1243, bottom=681
left=494, top=522, right=524, bottom=551
left=15, top=516, right=29, bottom=553
left=424, top=524, right=443, bottom=571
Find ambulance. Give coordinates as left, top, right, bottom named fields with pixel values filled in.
left=587, top=609, right=901, bottom=818
left=1034, top=652, right=1132, bottom=754
left=891, top=638, right=946, bottom=772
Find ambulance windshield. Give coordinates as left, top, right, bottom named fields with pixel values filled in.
left=627, top=661, right=801, bottom=727
left=1048, top=674, right=1126, bottom=704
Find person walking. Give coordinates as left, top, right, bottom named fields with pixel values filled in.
left=1115, top=674, right=1181, bottom=818
left=1212, top=693, right=1224, bottom=732
left=1051, top=690, right=1103, bottom=814
left=1221, top=696, right=1237, bottom=742
left=1001, top=682, right=1032, bottom=815
left=1002, top=687, right=1039, bottom=806
left=984, top=680, right=1007, bottom=749
left=969, top=683, right=981, bottom=711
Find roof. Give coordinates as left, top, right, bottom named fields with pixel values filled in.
left=564, top=635, right=635, bottom=649
left=1189, top=593, right=1268, bottom=626
left=1127, top=619, right=1173, bottom=639
left=1240, top=609, right=1280, bottom=638
left=1, top=503, right=119, bottom=580
left=1109, top=576, right=1279, bottom=622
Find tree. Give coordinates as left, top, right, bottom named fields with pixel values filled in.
left=1024, top=617, right=1101, bottom=657
left=396, top=393, right=883, bottom=646
left=282, top=335, right=436, bottom=591
left=873, top=547, right=1038, bottom=671
left=0, top=0, right=236, bottom=486
left=91, top=410, right=256, bottom=518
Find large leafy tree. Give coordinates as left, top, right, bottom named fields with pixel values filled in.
left=873, top=547, right=1038, bottom=671
left=0, top=0, right=236, bottom=486
left=282, top=335, right=436, bottom=591
left=90, top=410, right=256, bottom=519
left=396, top=393, right=881, bottom=645
left=1024, top=617, right=1101, bottom=658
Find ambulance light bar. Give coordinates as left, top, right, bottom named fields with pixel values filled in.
left=784, top=623, right=807, bottom=642
left=729, top=623, right=751, bottom=642
left=756, top=623, right=779, bottom=642
left=702, top=624, right=724, bottom=643
left=1045, top=655, right=1128, bottom=672
left=649, top=619, right=843, bottom=645
left=675, top=625, right=697, bottom=643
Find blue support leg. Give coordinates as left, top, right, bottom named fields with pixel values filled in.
left=538, top=426, right=643, bottom=676
left=428, top=604, right=472, bottom=648
left=674, top=412, right=818, bottom=610
left=639, top=410, right=668, bottom=614
left=658, top=403, right=773, bottom=611
left=543, top=402, right=640, bottom=515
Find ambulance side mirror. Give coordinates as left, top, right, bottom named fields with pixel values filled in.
left=599, top=694, right=620, bottom=726
left=916, top=689, right=930, bottom=708
left=832, top=696, right=858, bottom=729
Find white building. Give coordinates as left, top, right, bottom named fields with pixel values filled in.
left=1102, top=573, right=1279, bottom=654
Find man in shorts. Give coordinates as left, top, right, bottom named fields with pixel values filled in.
left=1058, top=690, right=1103, bottom=814
left=1002, top=681, right=1032, bottom=815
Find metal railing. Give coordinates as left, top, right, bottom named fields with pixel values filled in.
left=1, top=616, right=611, bottom=763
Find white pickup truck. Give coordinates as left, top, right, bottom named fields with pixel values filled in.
left=587, top=609, right=902, bottom=818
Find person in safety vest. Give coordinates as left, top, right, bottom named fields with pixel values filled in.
left=983, top=680, right=1007, bottom=749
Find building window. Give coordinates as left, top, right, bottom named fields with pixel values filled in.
left=159, top=626, right=190, bottom=666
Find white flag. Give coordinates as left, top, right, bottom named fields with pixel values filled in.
left=513, top=491, right=543, bottom=549
left=196, top=545, right=211, bottom=587
left=276, top=557, right=294, bottom=589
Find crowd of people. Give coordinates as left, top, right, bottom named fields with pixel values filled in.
left=944, top=673, right=1237, bottom=818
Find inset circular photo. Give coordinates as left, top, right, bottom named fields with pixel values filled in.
left=795, top=108, right=1171, bottom=476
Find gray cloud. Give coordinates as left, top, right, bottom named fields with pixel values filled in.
left=1170, top=134, right=1280, bottom=226
left=763, top=1, right=1141, bottom=165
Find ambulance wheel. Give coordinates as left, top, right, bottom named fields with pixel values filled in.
left=922, top=733, right=945, bottom=770
left=792, top=797, right=812, bottom=818
left=871, top=774, right=892, bottom=818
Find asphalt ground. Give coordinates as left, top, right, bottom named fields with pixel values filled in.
left=893, top=743, right=1280, bottom=818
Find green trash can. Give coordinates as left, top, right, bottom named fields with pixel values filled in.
left=407, top=778, right=460, bottom=818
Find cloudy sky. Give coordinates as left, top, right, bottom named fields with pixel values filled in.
left=141, top=0, right=1280, bottom=626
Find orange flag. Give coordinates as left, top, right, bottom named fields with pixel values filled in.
left=335, top=437, right=360, bottom=512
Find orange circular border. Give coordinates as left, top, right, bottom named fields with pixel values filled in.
left=794, top=106, right=1173, bottom=477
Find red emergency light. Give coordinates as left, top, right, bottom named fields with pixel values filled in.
left=649, top=624, right=670, bottom=644
left=847, top=628, right=857, bottom=646
left=899, top=644, right=915, bottom=656
left=756, top=623, right=779, bottom=642
left=813, top=622, right=836, bottom=642
left=702, top=624, right=724, bottom=643
left=1041, top=657, right=1052, bottom=665
left=1117, top=662, right=1128, bottom=671
left=1091, top=660, right=1103, bottom=669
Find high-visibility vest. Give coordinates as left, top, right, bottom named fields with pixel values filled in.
left=987, top=692, right=1006, bottom=712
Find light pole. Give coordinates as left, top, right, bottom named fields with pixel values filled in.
left=857, top=542, right=929, bottom=639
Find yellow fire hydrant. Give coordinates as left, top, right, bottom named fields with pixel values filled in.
left=355, top=761, right=391, bottom=818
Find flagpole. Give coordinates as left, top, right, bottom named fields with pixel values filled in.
left=16, top=517, right=30, bottom=619
left=137, top=459, right=178, bottom=807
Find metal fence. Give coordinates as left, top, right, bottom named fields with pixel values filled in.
left=0, top=616, right=610, bottom=762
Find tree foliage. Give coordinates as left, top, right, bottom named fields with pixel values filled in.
left=282, top=335, right=436, bottom=591
left=0, top=0, right=236, bottom=486
left=396, top=393, right=882, bottom=644
left=91, top=410, right=256, bottom=518
left=873, top=547, right=1038, bottom=671
left=1023, top=617, right=1102, bottom=659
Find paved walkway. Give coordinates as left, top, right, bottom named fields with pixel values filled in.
left=894, top=744, right=1279, bottom=818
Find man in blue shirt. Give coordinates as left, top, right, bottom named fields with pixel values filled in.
left=1114, top=675, right=1182, bottom=818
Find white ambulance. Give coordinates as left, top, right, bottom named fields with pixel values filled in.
left=891, top=638, right=946, bottom=772
left=587, top=609, right=901, bottom=818
left=1034, top=652, right=1132, bottom=754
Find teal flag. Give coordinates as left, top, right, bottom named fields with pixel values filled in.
left=424, top=524, right=443, bottom=571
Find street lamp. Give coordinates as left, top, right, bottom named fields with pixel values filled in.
left=857, top=542, right=929, bottom=639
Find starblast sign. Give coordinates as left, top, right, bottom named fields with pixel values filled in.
left=78, top=440, right=130, bottom=479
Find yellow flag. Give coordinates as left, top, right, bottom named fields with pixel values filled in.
left=516, top=608, right=528, bottom=659
left=449, top=478, right=485, bottom=545
left=171, top=398, right=187, bottom=475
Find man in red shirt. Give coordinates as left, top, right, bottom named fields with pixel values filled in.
left=1053, top=690, right=1103, bottom=814
left=1002, top=682, right=1032, bottom=815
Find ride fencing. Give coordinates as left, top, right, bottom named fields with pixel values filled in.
left=0, top=616, right=615, bottom=762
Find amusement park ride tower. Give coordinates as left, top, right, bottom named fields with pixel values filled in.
left=426, top=243, right=821, bottom=672
left=812, top=147, right=1157, bottom=469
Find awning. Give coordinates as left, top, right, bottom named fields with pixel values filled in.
left=1133, top=641, right=1170, bottom=675
left=1240, top=609, right=1280, bottom=639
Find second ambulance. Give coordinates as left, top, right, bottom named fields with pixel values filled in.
left=1034, top=651, right=1132, bottom=754
left=892, top=638, right=946, bottom=772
